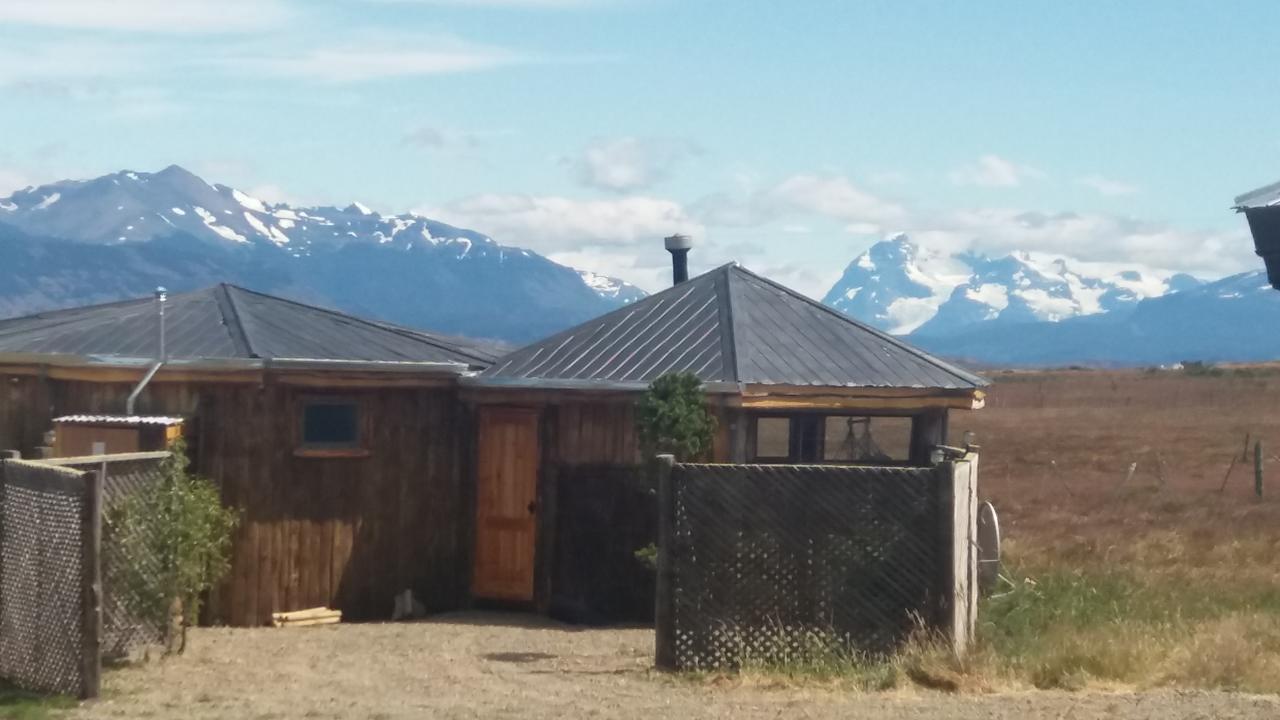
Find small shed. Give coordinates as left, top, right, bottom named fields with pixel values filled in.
left=463, top=259, right=988, bottom=612
left=51, top=414, right=184, bottom=457
left=1234, top=179, right=1280, bottom=288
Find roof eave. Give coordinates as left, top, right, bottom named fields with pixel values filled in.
left=0, top=352, right=472, bottom=375
left=462, top=376, right=745, bottom=394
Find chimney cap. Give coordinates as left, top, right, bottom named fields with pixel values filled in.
left=664, top=234, right=693, bottom=252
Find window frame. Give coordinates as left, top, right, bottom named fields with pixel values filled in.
left=295, top=395, right=369, bottom=458
left=748, top=410, right=919, bottom=466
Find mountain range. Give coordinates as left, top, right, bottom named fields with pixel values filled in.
left=823, top=234, right=1280, bottom=366
left=2, top=167, right=1275, bottom=366
left=0, top=165, right=643, bottom=343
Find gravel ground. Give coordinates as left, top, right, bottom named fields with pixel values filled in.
left=69, top=612, right=1280, bottom=720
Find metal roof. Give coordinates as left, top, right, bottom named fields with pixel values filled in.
left=1234, top=179, right=1280, bottom=209
left=481, top=263, right=988, bottom=390
left=0, top=284, right=496, bottom=368
left=53, top=415, right=184, bottom=426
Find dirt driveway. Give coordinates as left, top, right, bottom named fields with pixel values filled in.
left=70, top=612, right=1279, bottom=720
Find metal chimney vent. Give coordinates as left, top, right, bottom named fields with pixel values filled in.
left=664, top=234, right=693, bottom=285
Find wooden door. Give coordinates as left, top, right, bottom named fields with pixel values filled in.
left=473, top=407, right=540, bottom=602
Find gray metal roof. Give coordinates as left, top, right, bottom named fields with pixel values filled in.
left=0, top=284, right=496, bottom=368
left=1234, top=179, right=1280, bottom=209
left=482, top=264, right=988, bottom=390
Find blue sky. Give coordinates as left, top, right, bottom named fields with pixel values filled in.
left=2, top=0, right=1278, bottom=294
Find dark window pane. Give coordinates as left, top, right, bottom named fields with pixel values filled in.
left=823, top=416, right=911, bottom=463
left=755, top=417, right=790, bottom=458
left=303, top=402, right=359, bottom=446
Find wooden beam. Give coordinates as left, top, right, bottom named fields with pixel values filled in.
left=742, top=394, right=983, bottom=411
left=743, top=384, right=985, bottom=401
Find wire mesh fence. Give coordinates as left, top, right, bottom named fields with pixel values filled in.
left=0, top=459, right=99, bottom=698
left=655, top=460, right=975, bottom=671
left=46, top=452, right=170, bottom=660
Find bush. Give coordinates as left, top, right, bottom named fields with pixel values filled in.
left=108, top=441, right=239, bottom=654
left=635, top=372, right=717, bottom=461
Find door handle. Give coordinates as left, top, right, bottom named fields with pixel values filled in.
left=527, top=501, right=538, bottom=515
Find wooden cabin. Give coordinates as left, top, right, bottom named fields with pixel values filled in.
left=463, top=262, right=988, bottom=611
left=0, top=284, right=498, bottom=626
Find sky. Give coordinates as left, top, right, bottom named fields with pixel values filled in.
left=2, top=0, right=1279, bottom=295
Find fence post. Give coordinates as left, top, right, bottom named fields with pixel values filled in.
left=653, top=454, right=677, bottom=671
left=1255, top=440, right=1265, bottom=499
left=80, top=469, right=102, bottom=700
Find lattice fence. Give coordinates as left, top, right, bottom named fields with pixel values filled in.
left=654, top=459, right=976, bottom=671
left=47, top=452, right=170, bottom=660
left=0, top=459, right=100, bottom=698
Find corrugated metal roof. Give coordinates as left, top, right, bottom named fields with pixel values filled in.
left=482, top=263, right=988, bottom=390
left=1234, top=179, right=1280, bottom=209
left=0, top=285, right=495, bottom=368
left=53, top=415, right=184, bottom=426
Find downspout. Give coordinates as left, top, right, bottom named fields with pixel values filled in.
left=125, top=287, right=167, bottom=415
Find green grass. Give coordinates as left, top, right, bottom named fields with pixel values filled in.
left=0, top=684, right=75, bottom=720
left=699, top=557, right=1280, bottom=694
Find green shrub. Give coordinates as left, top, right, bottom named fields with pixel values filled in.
left=108, top=441, right=239, bottom=654
left=635, top=372, right=717, bottom=461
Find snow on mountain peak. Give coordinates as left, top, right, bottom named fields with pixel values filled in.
left=825, top=234, right=1205, bottom=337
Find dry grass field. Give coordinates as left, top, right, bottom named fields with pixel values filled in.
left=944, top=365, right=1280, bottom=691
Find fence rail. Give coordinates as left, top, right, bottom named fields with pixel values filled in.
left=654, top=457, right=977, bottom=671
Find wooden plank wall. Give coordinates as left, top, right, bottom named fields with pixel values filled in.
left=0, top=371, right=464, bottom=626
left=200, top=383, right=463, bottom=626
left=0, top=374, right=202, bottom=456
left=549, top=400, right=735, bottom=466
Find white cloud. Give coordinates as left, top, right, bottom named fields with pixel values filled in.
left=574, top=137, right=697, bottom=193
left=950, top=154, right=1045, bottom=188
left=1077, top=174, right=1140, bottom=197
left=370, top=0, right=609, bottom=5
left=243, top=39, right=522, bottom=82
left=0, top=0, right=292, bottom=34
left=430, top=193, right=702, bottom=249
left=768, top=174, right=908, bottom=229
left=0, top=169, right=36, bottom=197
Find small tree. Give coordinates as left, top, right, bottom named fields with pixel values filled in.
left=635, top=372, right=717, bottom=461
left=109, top=441, right=239, bottom=654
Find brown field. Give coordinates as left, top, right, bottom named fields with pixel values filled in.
left=947, top=365, right=1280, bottom=691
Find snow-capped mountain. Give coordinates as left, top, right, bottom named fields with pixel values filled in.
left=577, top=270, right=647, bottom=305
left=912, top=270, right=1280, bottom=366
left=823, top=234, right=1203, bottom=337
left=0, top=166, right=645, bottom=342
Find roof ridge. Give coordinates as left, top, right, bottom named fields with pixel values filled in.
left=215, top=284, right=257, bottom=358
left=220, top=283, right=487, bottom=364
left=726, top=264, right=988, bottom=387
left=715, top=267, right=741, bottom=383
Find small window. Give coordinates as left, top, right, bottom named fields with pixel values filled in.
left=301, top=399, right=361, bottom=449
left=755, top=417, right=791, bottom=459
left=823, top=416, right=912, bottom=463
